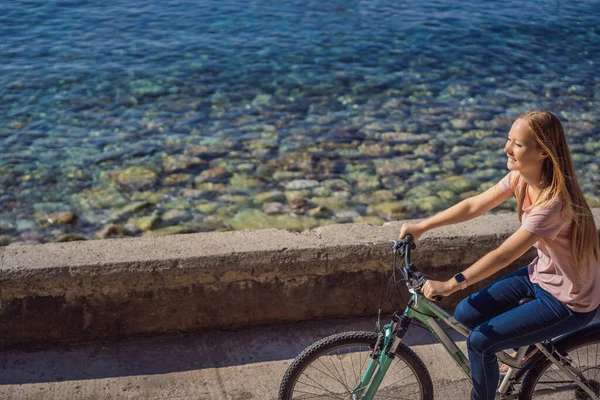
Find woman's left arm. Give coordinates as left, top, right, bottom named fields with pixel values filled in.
left=422, top=228, right=541, bottom=300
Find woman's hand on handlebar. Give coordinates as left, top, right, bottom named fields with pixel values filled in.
left=399, top=222, right=426, bottom=242
left=422, top=279, right=457, bottom=301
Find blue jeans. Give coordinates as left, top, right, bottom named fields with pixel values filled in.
left=454, top=266, right=598, bottom=400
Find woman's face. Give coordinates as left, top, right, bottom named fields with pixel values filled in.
left=504, top=119, right=546, bottom=175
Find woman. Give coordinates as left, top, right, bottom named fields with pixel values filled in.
left=399, top=110, right=600, bottom=400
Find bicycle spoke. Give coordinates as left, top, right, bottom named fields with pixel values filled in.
left=325, top=353, right=351, bottom=393
left=336, top=349, right=350, bottom=391
left=283, top=333, right=431, bottom=400
left=349, top=347, right=372, bottom=393
left=306, top=367, right=347, bottom=390
left=295, top=376, right=347, bottom=399
left=292, top=388, right=346, bottom=399
left=298, top=349, right=373, bottom=398
left=301, top=353, right=421, bottom=400
left=305, top=363, right=345, bottom=387
left=386, top=358, right=412, bottom=380
left=593, top=353, right=600, bottom=382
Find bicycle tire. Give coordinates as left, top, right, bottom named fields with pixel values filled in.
left=278, top=330, right=434, bottom=399
left=519, top=330, right=600, bottom=399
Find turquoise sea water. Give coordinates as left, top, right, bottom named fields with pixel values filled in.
left=1, top=0, right=599, bottom=243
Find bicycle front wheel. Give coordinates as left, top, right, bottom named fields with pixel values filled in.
left=278, top=331, right=433, bottom=399
left=520, top=330, right=600, bottom=399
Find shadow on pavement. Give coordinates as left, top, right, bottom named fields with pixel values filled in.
left=0, top=313, right=461, bottom=385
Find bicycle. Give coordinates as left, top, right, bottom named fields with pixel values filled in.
left=278, top=235, right=600, bottom=399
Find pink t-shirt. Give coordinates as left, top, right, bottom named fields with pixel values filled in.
left=498, top=171, right=600, bottom=312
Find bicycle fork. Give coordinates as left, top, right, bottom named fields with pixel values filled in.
left=352, top=313, right=412, bottom=400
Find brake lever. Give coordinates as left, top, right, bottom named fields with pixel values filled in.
left=417, top=273, right=443, bottom=303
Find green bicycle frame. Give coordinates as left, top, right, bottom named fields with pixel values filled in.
left=403, top=291, right=472, bottom=378
left=351, top=323, right=396, bottom=398
left=353, top=289, right=600, bottom=400
left=353, top=290, right=472, bottom=399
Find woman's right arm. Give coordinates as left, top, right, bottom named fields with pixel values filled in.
left=399, top=184, right=513, bottom=240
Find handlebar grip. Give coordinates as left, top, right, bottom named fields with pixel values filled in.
left=405, top=234, right=414, bottom=243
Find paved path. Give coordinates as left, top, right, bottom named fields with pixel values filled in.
left=0, top=314, right=475, bottom=399
left=10, top=307, right=600, bottom=399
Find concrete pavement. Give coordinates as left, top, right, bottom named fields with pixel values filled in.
left=0, top=314, right=473, bottom=399
left=3, top=305, right=599, bottom=399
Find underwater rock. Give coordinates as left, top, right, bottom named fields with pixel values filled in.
left=218, top=194, right=250, bottom=205
left=231, top=163, right=255, bottom=174
left=195, top=202, right=219, bottom=214
left=414, top=196, right=449, bottom=213
left=310, top=196, right=348, bottom=212
left=19, top=231, right=44, bottom=242
left=183, top=216, right=228, bottom=232
left=117, top=95, right=138, bottom=107
left=366, top=201, right=406, bottom=219
left=115, top=167, right=157, bottom=191
left=0, top=235, right=11, bottom=246
left=164, top=173, right=192, bottom=186
left=0, top=218, right=15, bottom=232
left=285, top=179, right=319, bottom=190
left=289, top=198, right=314, bottom=214
left=16, top=219, right=36, bottom=231
left=263, top=202, right=291, bottom=215
left=229, top=174, right=266, bottom=190
left=374, top=157, right=424, bottom=177
left=162, top=155, right=206, bottom=174
left=354, top=216, right=385, bottom=226
left=354, top=173, right=381, bottom=191
left=255, top=191, right=287, bottom=203
left=184, top=145, right=227, bottom=159
left=161, top=209, right=188, bottom=224
left=307, top=205, right=333, bottom=218
left=129, top=215, right=160, bottom=232
left=55, top=233, right=88, bottom=242
left=334, top=210, right=360, bottom=223
left=226, top=209, right=319, bottom=232
left=110, top=201, right=153, bottom=221
left=323, top=179, right=352, bottom=191
left=97, top=224, right=133, bottom=239
left=358, top=143, right=392, bottom=157
left=584, top=194, right=600, bottom=208
left=197, top=167, right=232, bottom=183
left=142, top=226, right=195, bottom=237
left=43, top=211, right=78, bottom=226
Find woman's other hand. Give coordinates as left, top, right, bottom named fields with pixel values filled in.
left=399, top=221, right=426, bottom=242
left=422, top=279, right=457, bottom=300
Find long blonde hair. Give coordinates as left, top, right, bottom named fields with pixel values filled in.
left=513, top=110, right=599, bottom=273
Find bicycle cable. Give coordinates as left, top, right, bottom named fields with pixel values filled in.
left=375, top=266, right=396, bottom=332
left=393, top=245, right=438, bottom=320
left=374, top=241, right=438, bottom=333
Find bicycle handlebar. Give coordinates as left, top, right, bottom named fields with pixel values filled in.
left=394, top=235, right=443, bottom=303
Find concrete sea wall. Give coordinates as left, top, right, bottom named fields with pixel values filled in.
left=1, top=210, right=599, bottom=347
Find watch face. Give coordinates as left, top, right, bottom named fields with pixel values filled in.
left=455, top=273, right=466, bottom=283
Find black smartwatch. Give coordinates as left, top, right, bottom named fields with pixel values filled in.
left=454, top=272, right=467, bottom=290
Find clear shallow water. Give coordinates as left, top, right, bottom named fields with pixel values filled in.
left=1, top=0, right=599, bottom=243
